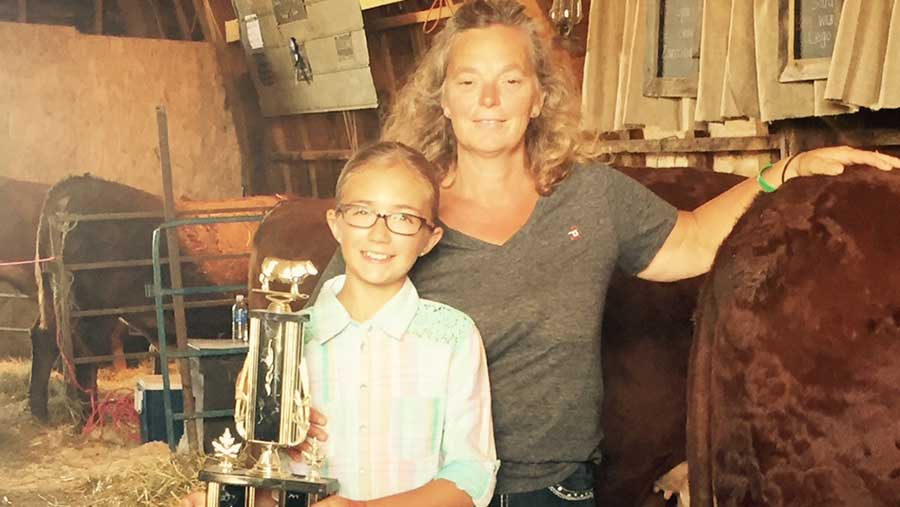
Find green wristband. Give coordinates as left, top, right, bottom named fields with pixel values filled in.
left=757, top=163, right=777, bottom=193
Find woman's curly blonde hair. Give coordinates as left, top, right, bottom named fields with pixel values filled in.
left=381, top=0, right=589, bottom=195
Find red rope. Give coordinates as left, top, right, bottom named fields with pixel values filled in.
left=55, top=327, right=140, bottom=441
left=0, top=256, right=55, bottom=267
left=82, top=389, right=141, bottom=442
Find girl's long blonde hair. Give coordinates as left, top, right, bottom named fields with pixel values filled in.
left=381, top=0, right=589, bottom=195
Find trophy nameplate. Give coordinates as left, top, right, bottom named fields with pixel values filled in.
left=199, top=258, right=339, bottom=506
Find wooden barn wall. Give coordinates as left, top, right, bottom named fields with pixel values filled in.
left=0, top=20, right=242, bottom=199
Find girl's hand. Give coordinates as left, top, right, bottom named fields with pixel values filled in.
left=285, top=407, right=329, bottom=461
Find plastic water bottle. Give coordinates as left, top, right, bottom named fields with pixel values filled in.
left=232, top=294, right=249, bottom=341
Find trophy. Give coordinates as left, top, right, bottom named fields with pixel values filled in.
left=200, top=258, right=340, bottom=507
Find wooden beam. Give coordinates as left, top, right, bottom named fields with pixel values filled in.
left=116, top=0, right=152, bottom=38
left=191, top=0, right=261, bottom=195
left=94, top=0, right=104, bottom=34
left=272, top=149, right=353, bottom=162
left=837, top=129, right=900, bottom=148
left=271, top=123, right=293, bottom=194
left=171, top=0, right=192, bottom=39
left=156, top=106, right=200, bottom=453
left=379, top=31, right=397, bottom=100
left=592, top=136, right=780, bottom=155
left=368, top=8, right=453, bottom=31
left=148, top=0, right=167, bottom=38
left=17, top=0, right=26, bottom=22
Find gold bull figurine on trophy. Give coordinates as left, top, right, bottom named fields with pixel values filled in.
left=200, top=258, right=339, bottom=507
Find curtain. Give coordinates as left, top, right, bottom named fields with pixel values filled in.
left=825, top=0, right=900, bottom=110
left=579, top=0, right=894, bottom=131
left=581, top=0, right=628, bottom=132
left=620, top=0, right=684, bottom=131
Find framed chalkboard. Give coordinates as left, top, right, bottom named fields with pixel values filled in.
left=779, top=0, right=843, bottom=82
left=644, top=0, right=702, bottom=98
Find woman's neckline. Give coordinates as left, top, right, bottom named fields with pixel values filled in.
left=437, top=193, right=547, bottom=249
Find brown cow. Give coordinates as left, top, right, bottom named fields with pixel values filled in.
left=247, top=197, right=337, bottom=311
left=598, top=167, right=743, bottom=507
left=688, top=168, right=900, bottom=507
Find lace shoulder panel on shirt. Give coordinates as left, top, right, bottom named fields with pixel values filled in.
left=407, top=300, right=475, bottom=347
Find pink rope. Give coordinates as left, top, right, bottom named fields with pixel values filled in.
left=0, top=256, right=55, bottom=267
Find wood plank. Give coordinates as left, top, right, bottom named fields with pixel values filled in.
left=296, top=124, right=319, bottom=197
left=272, top=149, right=354, bottom=162
left=191, top=0, right=261, bottom=195
left=368, top=8, right=453, bottom=31
left=410, top=24, right=426, bottom=59
left=271, top=123, right=293, bottom=194
left=17, top=0, right=26, bottom=22
left=379, top=31, right=397, bottom=101
left=116, top=0, right=152, bottom=38
left=592, top=136, right=780, bottom=155
left=171, top=0, right=192, bottom=39
left=94, top=0, right=104, bottom=34
left=156, top=106, right=199, bottom=453
left=838, top=129, right=900, bottom=148
left=148, top=0, right=167, bottom=38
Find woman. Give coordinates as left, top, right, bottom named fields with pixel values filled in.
left=317, top=1, right=898, bottom=506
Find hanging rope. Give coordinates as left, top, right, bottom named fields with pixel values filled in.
left=423, top=0, right=456, bottom=34
left=0, top=256, right=55, bottom=267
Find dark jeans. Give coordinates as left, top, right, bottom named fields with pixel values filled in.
left=489, top=463, right=595, bottom=507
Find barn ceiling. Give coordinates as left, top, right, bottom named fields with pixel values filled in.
left=0, top=0, right=204, bottom=40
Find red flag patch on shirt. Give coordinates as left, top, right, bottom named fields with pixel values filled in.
left=567, top=225, right=582, bottom=241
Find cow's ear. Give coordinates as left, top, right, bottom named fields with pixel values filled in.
left=326, top=209, right=342, bottom=244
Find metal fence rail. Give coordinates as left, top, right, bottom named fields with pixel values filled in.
left=150, top=214, right=263, bottom=451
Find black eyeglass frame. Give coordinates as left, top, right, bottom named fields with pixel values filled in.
left=335, top=204, right=436, bottom=236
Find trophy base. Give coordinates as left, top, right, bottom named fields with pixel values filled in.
left=201, top=466, right=339, bottom=507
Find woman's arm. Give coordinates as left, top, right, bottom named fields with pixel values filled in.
left=638, top=146, right=900, bottom=282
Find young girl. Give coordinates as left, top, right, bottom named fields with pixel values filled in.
left=288, top=141, right=498, bottom=507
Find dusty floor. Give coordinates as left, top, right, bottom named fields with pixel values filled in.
left=0, top=360, right=201, bottom=507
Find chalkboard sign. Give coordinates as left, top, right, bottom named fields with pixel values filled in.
left=645, top=0, right=701, bottom=97
left=779, top=0, right=843, bottom=82
left=796, top=0, right=841, bottom=59
left=659, top=0, right=701, bottom=78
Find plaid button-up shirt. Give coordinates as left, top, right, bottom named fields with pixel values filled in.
left=291, top=275, right=499, bottom=506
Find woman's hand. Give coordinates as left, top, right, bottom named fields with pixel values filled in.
left=311, top=495, right=367, bottom=507
left=285, top=407, right=329, bottom=461
left=784, top=146, right=900, bottom=181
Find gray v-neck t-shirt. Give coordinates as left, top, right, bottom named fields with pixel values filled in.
left=313, top=163, right=677, bottom=494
